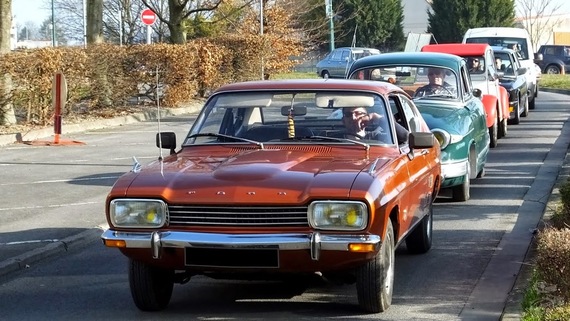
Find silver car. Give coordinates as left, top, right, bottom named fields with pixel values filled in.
left=316, top=47, right=381, bottom=79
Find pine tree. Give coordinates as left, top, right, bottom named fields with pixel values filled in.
left=428, top=0, right=516, bottom=43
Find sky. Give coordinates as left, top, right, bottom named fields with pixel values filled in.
left=11, top=0, right=570, bottom=27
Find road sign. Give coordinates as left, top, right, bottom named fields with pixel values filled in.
left=141, top=8, right=157, bottom=26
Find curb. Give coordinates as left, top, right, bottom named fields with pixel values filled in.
left=0, top=102, right=203, bottom=147
left=539, top=87, right=570, bottom=95
left=0, top=227, right=104, bottom=277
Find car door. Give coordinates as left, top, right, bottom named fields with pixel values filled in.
left=331, top=49, right=350, bottom=78
left=387, top=93, right=432, bottom=234
left=461, top=63, right=490, bottom=167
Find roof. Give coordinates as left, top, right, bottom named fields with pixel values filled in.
left=212, top=78, right=401, bottom=96
left=349, top=51, right=464, bottom=72
left=422, top=43, right=490, bottom=56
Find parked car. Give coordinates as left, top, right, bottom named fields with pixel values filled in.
left=316, top=47, right=381, bottom=79
left=492, top=46, right=530, bottom=125
left=462, top=27, right=539, bottom=110
left=101, top=78, right=442, bottom=313
left=347, top=52, right=490, bottom=201
left=535, top=44, right=570, bottom=74
left=421, top=43, right=510, bottom=148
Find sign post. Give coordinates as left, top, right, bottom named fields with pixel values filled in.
left=52, top=72, right=67, bottom=144
left=141, top=8, right=157, bottom=44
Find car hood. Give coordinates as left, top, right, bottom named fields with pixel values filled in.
left=111, top=148, right=394, bottom=204
left=414, top=101, right=473, bottom=135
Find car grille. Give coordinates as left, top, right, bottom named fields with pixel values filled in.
left=168, top=205, right=309, bottom=227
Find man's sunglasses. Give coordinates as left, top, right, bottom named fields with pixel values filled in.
left=343, top=111, right=368, bottom=118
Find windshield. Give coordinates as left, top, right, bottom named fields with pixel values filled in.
left=183, top=90, right=397, bottom=146
left=465, top=37, right=529, bottom=60
left=349, top=65, right=459, bottom=100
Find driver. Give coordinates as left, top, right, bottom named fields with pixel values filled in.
left=414, top=67, right=456, bottom=97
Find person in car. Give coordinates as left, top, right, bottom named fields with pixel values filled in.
left=341, top=107, right=408, bottom=144
left=414, top=67, right=456, bottom=97
left=469, top=58, right=483, bottom=73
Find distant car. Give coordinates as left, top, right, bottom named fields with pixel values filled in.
left=316, top=47, right=381, bottom=79
left=348, top=52, right=490, bottom=201
left=535, top=44, right=570, bottom=75
left=101, top=78, right=442, bottom=313
left=421, top=43, right=510, bottom=148
left=492, top=47, right=530, bottom=125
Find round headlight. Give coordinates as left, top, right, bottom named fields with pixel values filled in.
left=431, top=128, right=451, bottom=149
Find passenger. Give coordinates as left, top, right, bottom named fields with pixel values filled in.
left=414, top=67, right=456, bottom=97
left=341, top=107, right=408, bottom=144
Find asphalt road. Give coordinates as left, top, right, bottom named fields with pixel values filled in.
left=0, top=91, right=569, bottom=321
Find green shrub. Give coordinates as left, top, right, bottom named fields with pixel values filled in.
left=544, top=305, right=570, bottom=321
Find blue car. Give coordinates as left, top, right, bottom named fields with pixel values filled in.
left=316, top=47, right=380, bottom=79
left=347, top=52, right=490, bottom=201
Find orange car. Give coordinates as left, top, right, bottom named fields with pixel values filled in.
left=101, top=79, right=442, bottom=313
left=422, top=43, right=510, bottom=148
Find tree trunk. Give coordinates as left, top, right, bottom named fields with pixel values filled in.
left=168, top=0, right=187, bottom=44
left=0, top=0, right=17, bottom=125
left=86, top=0, right=112, bottom=107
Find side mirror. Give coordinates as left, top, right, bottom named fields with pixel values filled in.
left=517, top=67, right=527, bottom=75
left=409, top=132, right=435, bottom=149
left=534, top=53, right=543, bottom=62
left=156, top=132, right=176, bottom=155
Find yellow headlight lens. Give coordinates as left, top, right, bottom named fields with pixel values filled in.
left=308, top=201, right=367, bottom=230
left=110, top=199, right=167, bottom=228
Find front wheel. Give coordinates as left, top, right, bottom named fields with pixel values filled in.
left=356, top=220, right=395, bottom=313
left=489, top=121, right=498, bottom=148
left=546, top=65, right=561, bottom=74
left=405, top=203, right=433, bottom=254
left=129, top=259, right=174, bottom=311
left=498, top=113, right=507, bottom=138
left=521, top=95, right=529, bottom=117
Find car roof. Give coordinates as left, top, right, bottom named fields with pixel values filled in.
left=422, top=43, right=490, bottom=56
left=212, top=78, right=402, bottom=96
left=349, top=51, right=463, bottom=71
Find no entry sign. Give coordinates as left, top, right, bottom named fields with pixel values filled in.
left=141, top=8, right=157, bottom=26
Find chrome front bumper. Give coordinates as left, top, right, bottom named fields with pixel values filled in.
left=101, top=229, right=381, bottom=261
left=441, top=158, right=468, bottom=180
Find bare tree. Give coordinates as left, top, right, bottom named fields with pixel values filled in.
left=0, top=0, right=16, bottom=125
left=516, top=0, right=563, bottom=50
left=141, top=0, right=225, bottom=44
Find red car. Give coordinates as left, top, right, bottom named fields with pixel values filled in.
left=101, top=79, right=442, bottom=313
left=422, top=43, right=510, bottom=148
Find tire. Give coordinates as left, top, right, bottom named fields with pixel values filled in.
left=356, top=220, right=395, bottom=313
left=488, top=121, right=498, bottom=148
left=521, top=95, right=529, bottom=117
left=405, top=204, right=433, bottom=254
left=129, top=259, right=174, bottom=311
left=545, top=65, right=561, bottom=74
left=498, top=113, right=507, bottom=139
left=529, top=95, right=535, bottom=110
left=321, top=70, right=330, bottom=79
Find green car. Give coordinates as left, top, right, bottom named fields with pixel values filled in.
left=348, top=52, right=490, bottom=201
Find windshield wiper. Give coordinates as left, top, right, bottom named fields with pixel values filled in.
left=187, top=133, right=264, bottom=149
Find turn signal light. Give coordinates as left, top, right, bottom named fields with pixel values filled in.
left=348, top=243, right=376, bottom=252
left=104, top=239, right=126, bottom=248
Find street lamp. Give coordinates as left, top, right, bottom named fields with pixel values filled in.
left=325, top=0, right=334, bottom=51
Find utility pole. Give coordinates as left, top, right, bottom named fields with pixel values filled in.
left=325, top=0, right=334, bottom=51
left=51, top=0, right=56, bottom=46
left=260, top=0, right=264, bottom=80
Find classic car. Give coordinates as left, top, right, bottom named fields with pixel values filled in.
left=347, top=52, right=490, bottom=201
left=492, top=46, right=529, bottom=125
left=101, top=79, right=442, bottom=313
left=421, top=43, right=510, bottom=148
left=316, top=47, right=381, bottom=79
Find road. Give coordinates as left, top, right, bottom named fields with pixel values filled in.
left=0, top=91, right=569, bottom=321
